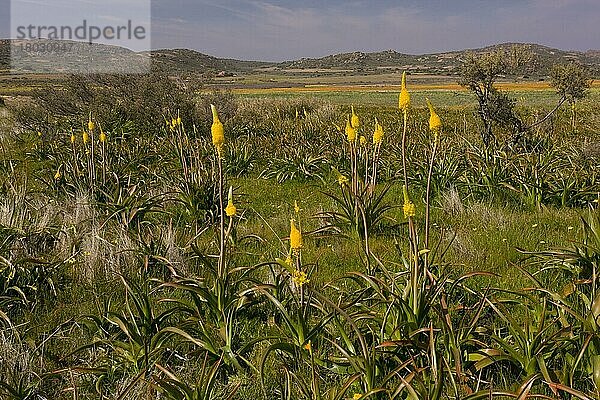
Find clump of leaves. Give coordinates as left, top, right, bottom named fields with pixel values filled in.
left=459, top=45, right=534, bottom=145
left=550, top=62, right=592, bottom=129
left=550, top=62, right=592, bottom=105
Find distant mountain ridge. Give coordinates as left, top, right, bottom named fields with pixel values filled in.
left=1, top=40, right=599, bottom=77
left=275, top=43, right=600, bottom=76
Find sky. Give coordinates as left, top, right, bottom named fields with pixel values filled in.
left=2, top=0, right=600, bottom=61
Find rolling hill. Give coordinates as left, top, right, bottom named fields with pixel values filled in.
left=0, top=40, right=598, bottom=89
left=275, top=43, right=600, bottom=76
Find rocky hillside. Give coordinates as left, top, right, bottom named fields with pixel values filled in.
left=277, top=43, right=600, bottom=76
left=1, top=40, right=598, bottom=77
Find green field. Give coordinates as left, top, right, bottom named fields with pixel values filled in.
left=1, top=77, right=600, bottom=399
left=235, top=86, right=600, bottom=108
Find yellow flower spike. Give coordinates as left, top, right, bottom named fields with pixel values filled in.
left=294, top=200, right=300, bottom=214
left=337, top=174, right=349, bottom=186
left=360, top=135, right=367, bottom=146
left=82, top=130, right=89, bottom=144
left=210, top=104, right=225, bottom=155
left=351, top=105, right=360, bottom=128
left=88, top=117, right=95, bottom=132
left=303, top=340, right=312, bottom=352
left=403, top=201, right=416, bottom=218
left=176, top=116, right=181, bottom=126
left=426, top=98, right=442, bottom=135
left=292, top=269, right=309, bottom=287
left=398, top=71, right=411, bottom=112
left=403, top=185, right=410, bottom=202
left=99, top=129, right=106, bottom=143
left=373, top=118, right=384, bottom=144
left=353, top=394, right=362, bottom=400
left=285, top=254, right=293, bottom=267
left=345, top=117, right=356, bottom=142
left=54, top=168, right=61, bottom=180
left=37, top=131, right=42, bottom=137
left=402, top=185, right=416, bottom=218
left=290, top=219, right=303, bottom=251
left=70, top=132, right=76, bottom=144
left=225, top=186, right=237, bottom=217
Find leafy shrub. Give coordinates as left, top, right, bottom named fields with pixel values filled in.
left=11, top=73, right=200, bottom=134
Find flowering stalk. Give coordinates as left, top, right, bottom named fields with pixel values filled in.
left=361, top=135, right=369, bottom=187
left=398, top=72, right=428, bottom=312
left=371, top=119, right=383, bottom=186
left=347, top=109, right=376, bottom=272
left=399, top=71, right=411, bottom=191
left=70, top=129, right=79, bottom=176
left=398, top=72, right=419, bottom=281
left=359, top=199, right=372, bottom=273
left=425, top=140, right=438, bottom=250
left=425, top=98, right=442, bottom=250
left=345, top=115, right=359, bottom=230
left=211, top=104, right=226, bottom=278
left=403, top=185, right=420, bottom=310
left=289, top=217, right=307, bottom=304
left=218, top=152, right=225, bottom=277
left=98, top=122, right=107, bottom=185
left=224, top=186, right=237, bottom=242
left=88, top=113, right=96, bottom=191
left=351, top=105, right=360, bottom=130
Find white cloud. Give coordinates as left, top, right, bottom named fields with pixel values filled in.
left=150, top=0, right=600, bottom=60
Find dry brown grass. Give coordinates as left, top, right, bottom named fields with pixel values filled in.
left=230, top=80, right=600, bottom=95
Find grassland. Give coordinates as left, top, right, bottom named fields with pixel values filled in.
left=232, top=81, right=600, bottom=108
left=1, top=75, right=600, bottom=399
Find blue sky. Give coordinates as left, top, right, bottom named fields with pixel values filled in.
left=2, top=0, right=599, bottom=61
